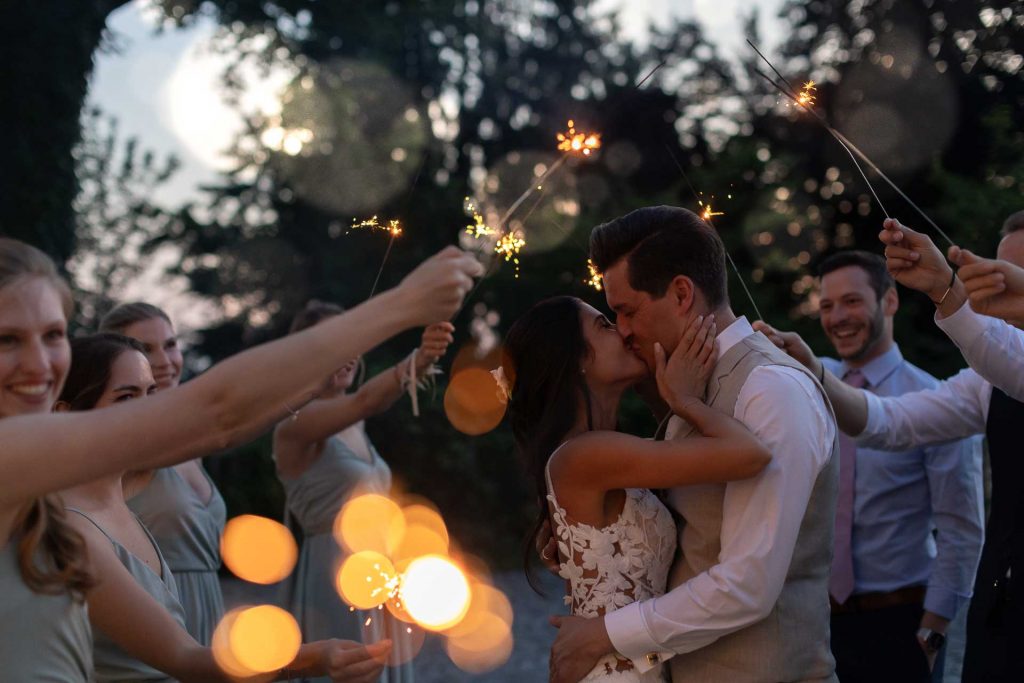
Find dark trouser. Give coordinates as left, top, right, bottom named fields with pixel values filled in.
left=963, top=562, right=1024, bottom=682
left=830, top=602, right=930, bottom=683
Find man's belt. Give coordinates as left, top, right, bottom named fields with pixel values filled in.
left=830, top=585, right=927, bottom=614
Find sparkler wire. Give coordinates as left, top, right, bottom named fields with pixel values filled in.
left=663, top=143, right=765, bottom=322
left=747, top=40, right=955, bottom=246
left=751, top=67, right=891, bottom=220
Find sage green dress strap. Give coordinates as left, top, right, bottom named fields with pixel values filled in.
left=127, top=465, right=226, bottom=645
left=0, top=541, right=93, bottom=682
left=65, top=507, right=186, bottom=683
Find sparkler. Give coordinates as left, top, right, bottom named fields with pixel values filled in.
left=493, top=231, right=526, bottom=279
left=350, top=216, right=404, bottom=297
left=585, top=258, right=603, bottom=291
left=664, top=144, right=765, bottom=321
left=556, top=119, right=602, bottom=157
left=796, top=80, right=816, bottom=108
left=464, top=199, right=498, bottom=238
left=746, top=39, right=955, bottom=247
left=350, top=216, right=404, bottom=236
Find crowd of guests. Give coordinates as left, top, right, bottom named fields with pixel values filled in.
left=753, top=211, right=1024, bottom=682
left=2, top=203, right=1024, bottom=683
left=0, top=238, right=480, bottom=682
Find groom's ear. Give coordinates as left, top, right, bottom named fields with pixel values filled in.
left=667, top=275, right=696, bottom=315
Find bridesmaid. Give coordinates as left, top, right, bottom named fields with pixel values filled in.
left=0, top=237, right=481, bottom=681
left=274, top=301, right=454, bottom=683
left=59, top=333, right=389, bottom=683
left=101, top=302, right=227, bottom=646
left=0, top=238, right=94, bottom=681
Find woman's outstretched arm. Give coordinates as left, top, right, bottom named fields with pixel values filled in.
left=0, top=248, right=480, bottom=507
left=70, top=516, right=387, bottom=683
left=274, top=323, right=454, bottom=470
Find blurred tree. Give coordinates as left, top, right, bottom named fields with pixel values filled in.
left=0, top=0, right=132, bottom=262
left=142, top=0, right=1022, bottom=563
left=70, top=107, right=181, bottom=329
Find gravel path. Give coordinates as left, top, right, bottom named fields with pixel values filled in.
left=222, top=569, right=565, bottom=682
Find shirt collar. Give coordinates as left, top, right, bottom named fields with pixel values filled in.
left=840, top=344, right=903, bottom=387
left=715, top=315, right=754, bottom=362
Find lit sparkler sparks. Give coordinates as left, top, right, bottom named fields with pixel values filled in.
left=585, top=259, right=603, bottom=291
left=556, top=120, right=602, bottom=156
left=464, top=203, right=497, bottom=239
left=796, top=80, right=816, bottom=108
left=699, top=202, right=725, bottom=221
left=494, top=231, right=526, bottom=279
left=350, top=216, right=403, bottom=237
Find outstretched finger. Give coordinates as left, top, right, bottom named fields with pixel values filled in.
left=689, top=317, right=712, bottom=357
left=679, top=315, right=704, bottom=355
left=962, top=272, right=1005, bottom=294
left=654, top=342, right=667, bottom=379
left=949, top=245, right=981, bottom=267
left=968, top=285, right=1007, bottom=303
left=958, top=260, right=1000, bottom=282
left=697, top=321, right=716, bottom=364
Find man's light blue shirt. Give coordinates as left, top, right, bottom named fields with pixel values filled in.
left=823, top=345, right=985, bottom=619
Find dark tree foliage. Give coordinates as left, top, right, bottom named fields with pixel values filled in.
left=0, top=0, right=132, bottom=262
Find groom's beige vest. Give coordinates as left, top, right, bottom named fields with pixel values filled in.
left=665, top=332, right=839, bottom=683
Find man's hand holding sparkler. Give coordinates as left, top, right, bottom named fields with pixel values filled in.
left=949, top=246, right=1024, bottom=327
left=879, top=219, right=967, bottom=318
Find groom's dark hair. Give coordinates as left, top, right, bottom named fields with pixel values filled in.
left=589, top=205, right=728, bottom=308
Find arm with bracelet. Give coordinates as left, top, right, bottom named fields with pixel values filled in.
left=881, top=219, right=1024, bottom=401
left=273, top=322, right=455, bottom=478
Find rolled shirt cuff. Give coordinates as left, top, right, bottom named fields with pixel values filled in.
left=604, top=601, right=675, bottom=673
left=934, top=301, right=987, bottom=351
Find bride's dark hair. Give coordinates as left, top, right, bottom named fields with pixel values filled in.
left=501, top=296, right=593, bottom=590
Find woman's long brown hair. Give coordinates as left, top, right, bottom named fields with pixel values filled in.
left=0, top=238, right=93, bottom=597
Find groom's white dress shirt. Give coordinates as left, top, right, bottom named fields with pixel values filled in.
left=605, top=317, right=836, bottom=672
left=934, top=301, right=1024, bottom=403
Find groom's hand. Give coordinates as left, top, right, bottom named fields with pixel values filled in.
left=548, top=615, right=613, bottom=683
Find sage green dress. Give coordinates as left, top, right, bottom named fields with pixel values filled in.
left=66, top=507, right=186, bottom=683
left=127, top=466, right=226, bottom=645
left=277, top=433, right=416, bottom=683
left=0, top=541, right=94, bottom=682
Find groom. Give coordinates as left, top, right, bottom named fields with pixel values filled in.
left=549, top=206, right=840, bottom=682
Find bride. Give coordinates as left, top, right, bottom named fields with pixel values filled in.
left=498, top=297, right=770, bottom=681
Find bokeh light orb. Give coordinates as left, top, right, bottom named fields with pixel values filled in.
left=399, top=555, right=471, bottom=631
left=446, top=613, right=514, bottom=674
left=337, top=550, right=397, bottom=610
left=213, top=606, right=301, bottom=675
left=268, top=59, right=428, bottom=215
left=335, top=493, right=406, bottom=555
left=392, top=504, right=450, bottom=568
left=444, top=367, right=507, bottom=435
left=221, top=515, right=297, bottom=585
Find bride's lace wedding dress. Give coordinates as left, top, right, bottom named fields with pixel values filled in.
left=546, top=465, right=676, bottom=682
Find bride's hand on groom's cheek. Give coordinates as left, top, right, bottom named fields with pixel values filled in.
left=654, top=314, right=717, bottom=411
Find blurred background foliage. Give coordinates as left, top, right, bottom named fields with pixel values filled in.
left=1, top=0, right=1022, bottom=566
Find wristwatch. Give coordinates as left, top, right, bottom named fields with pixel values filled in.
left=917, top=627, right=946, bottom=653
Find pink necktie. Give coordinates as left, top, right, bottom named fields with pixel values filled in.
left=830, top=369, right=866, bottom=604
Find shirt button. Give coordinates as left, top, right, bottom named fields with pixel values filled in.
left=646, top=653, right=660, bottom=666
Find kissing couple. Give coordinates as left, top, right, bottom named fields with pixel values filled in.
left=497, top=206, right=841, bottom=682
